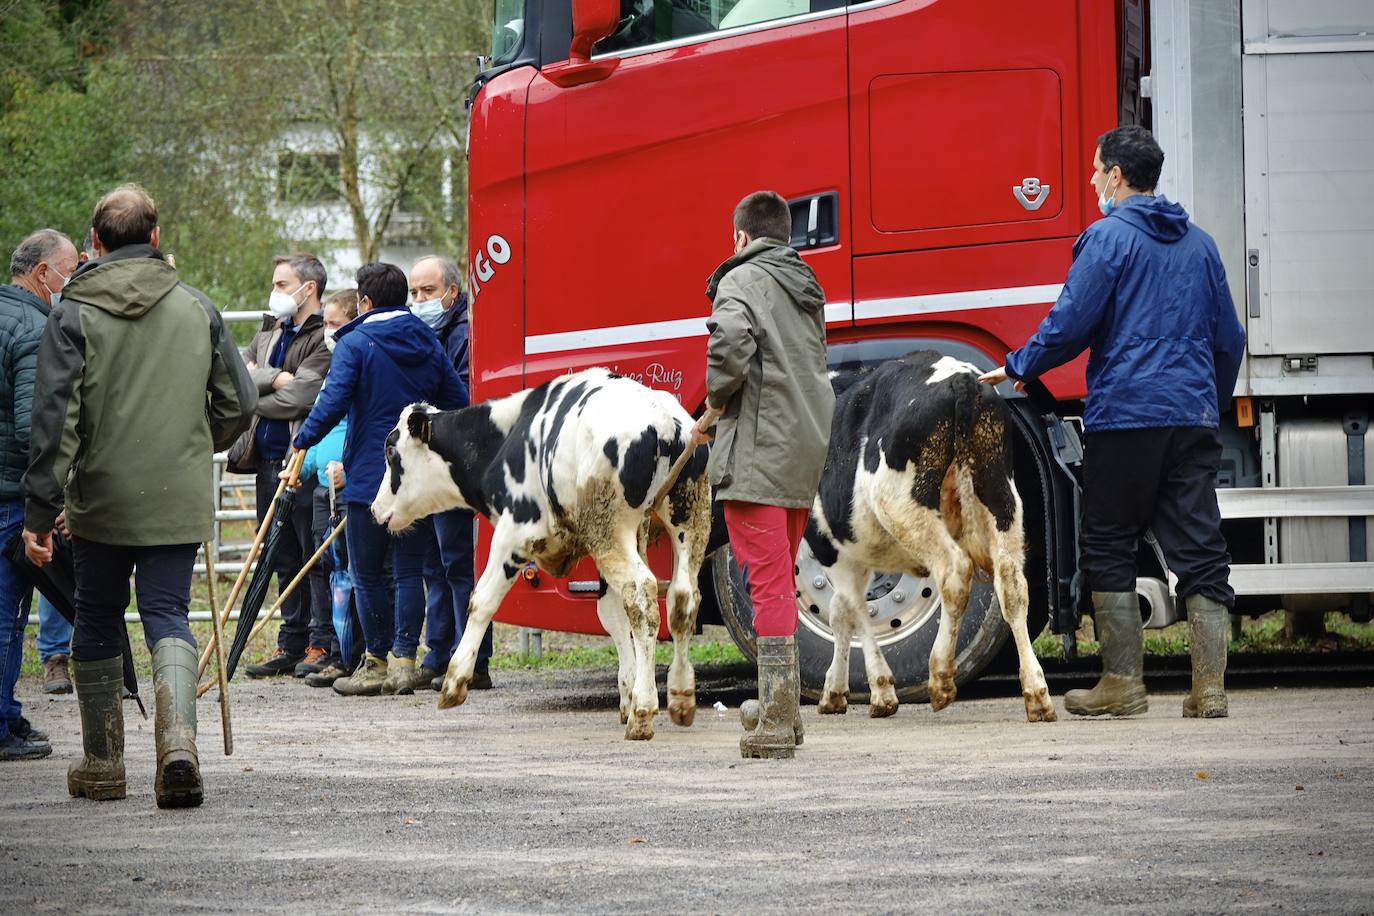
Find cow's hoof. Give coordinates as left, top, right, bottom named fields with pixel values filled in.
left=436, top=680, right=469, bottom=710
left=928, top=677, right=956, bottom=712
left=1025, top=690, right=1057, bottom=723
left=869, top=697, right=899, bottom=719
left=817, top=691, right=848, bottom=715
left=625, top=711, right=655, bottom=741
left=668, top=693, right=696, bottom=727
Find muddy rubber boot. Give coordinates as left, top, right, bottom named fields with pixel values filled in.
left=1183, top=594, right=1230, bottom=718
left=740, top=636, right=798, bottom=760
left=380, top=654, right=414, bottom=695
left=68, top=656, right=127, bottom=801
left=1064, top=592, right=1147, bottom=717
left=152, top=638, right=203, bottom=809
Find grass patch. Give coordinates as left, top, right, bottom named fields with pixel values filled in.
left=493, top=640, right=746, bottom=671
left=1032, top=611, right=1374, bottom=660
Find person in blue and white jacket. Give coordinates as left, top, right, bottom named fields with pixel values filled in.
left=981, top=125, right=1246, bottom=722
left=293, top=263, right=467, bottom=698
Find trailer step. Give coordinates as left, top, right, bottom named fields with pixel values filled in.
left=1229, top=562, right=1374, bottom=596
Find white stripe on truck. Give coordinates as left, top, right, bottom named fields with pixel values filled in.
left=522, top=284, right=1062, bottom=355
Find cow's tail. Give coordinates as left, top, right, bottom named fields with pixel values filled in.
left=950, top=370, right=982, bottom=462
left=651, top=417, right=709, bottom=520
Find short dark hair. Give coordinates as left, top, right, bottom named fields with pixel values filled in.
left=732, top=191, right=791, bottom=244
left=1097, top=126, right=1165, bottom=192
left=273, top=252, right=328, bottom=298
left=356, top=262, right=408, bottom=310
left=9, top=229, right=73, bottom=279
left=91, top=183, right=158, bottom=250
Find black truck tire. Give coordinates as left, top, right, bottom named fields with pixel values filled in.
left=712, top=541, right=1011, bottom=704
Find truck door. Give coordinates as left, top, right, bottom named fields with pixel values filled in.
left=1242, top=0, right=1374, bottom=358
left=522, top=0, right=852, bottom=394
left=845, top=0, right=1109, bottom=396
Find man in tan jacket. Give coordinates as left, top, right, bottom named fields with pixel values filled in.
left=695, top=190, right=833, bottom=759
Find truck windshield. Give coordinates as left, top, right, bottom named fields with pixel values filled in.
left=491, top=0, right=526, bottom=64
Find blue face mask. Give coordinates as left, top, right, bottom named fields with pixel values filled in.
left=1097, top=176, right=1119, bottom=217
left=411, top=297, right=446, bottom=328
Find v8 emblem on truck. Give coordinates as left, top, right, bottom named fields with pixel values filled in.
left=1013, top=177, right=1051, bottom=211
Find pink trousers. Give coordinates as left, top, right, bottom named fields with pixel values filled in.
left=722, top=501, right=809, bottom=638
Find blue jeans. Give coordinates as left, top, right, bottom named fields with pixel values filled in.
left=345, top=504, right=396, bottom=659
left=37, top=595, right=71, bottom=661
left=0, top=499, right=36, bottom=739
left=391, top=518, right=433, bottom=659
left=422, top=509, right=491, bottom=674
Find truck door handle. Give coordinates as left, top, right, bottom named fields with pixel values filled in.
left=1247, top=249, right=1261, bottom=318
left=788, top=192, right=838, bottom=250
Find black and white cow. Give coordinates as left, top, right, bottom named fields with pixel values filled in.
left=805, top=350, right=1056, bottom=722
left=371, top=368, right=713, bottom=740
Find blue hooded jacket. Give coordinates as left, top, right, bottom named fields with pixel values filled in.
left=1005, top=196, right=1246, bottom=432
left=294, top=306, right=468, bottom=504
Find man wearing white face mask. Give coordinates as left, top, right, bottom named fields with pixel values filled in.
left=229, top=252, right=333, bottom=677
left=0, top=229, right=77, bottom=761
left=392, top=256, right=490, bottom=694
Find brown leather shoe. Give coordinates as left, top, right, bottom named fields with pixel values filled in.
left=44, top=655, right=73, bottom=695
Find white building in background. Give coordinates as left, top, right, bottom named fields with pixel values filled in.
left=273, top=126, right=464, bottom=288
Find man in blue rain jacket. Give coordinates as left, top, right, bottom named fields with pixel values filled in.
left=981, top=125, right=1246, bottom=721
left=293, top=262, right=467, bottom=697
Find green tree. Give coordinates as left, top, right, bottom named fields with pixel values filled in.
left=0, top=0, right=128, bottom=253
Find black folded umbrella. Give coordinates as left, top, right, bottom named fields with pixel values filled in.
left=224, top=481, right=300, bottom=680
left=6, top=531, right=146, bottom=718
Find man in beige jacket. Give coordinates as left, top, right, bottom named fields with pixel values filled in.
left=695, top=190, right=833, bottom=759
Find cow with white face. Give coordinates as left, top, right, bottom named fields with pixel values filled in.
left=372, top=368, right=713, bottom=740
left=805, top=350, right=1057, bottom=723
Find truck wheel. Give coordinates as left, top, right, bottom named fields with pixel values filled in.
left=713, top=540, right=1010, bottom=703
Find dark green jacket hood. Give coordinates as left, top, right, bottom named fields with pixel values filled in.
left=706, top=238, right=825, bottom=314
left=64, top=244, right=179, bottom=319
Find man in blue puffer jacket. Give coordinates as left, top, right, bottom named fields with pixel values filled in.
left=981, top=125, right=1246, bottom=721
left=292, top=262, right=467, bottom=696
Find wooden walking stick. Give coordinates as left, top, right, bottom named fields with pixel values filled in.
left=203, top=542, right=233, bottom=755
left=651, top=406, right=721, bottom=513
left=195, top=517, right=346, bottom=699
left=196, top=450, right=306, bottom=679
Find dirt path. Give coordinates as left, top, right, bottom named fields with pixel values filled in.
left=3, top=664, right=1372, bottom=914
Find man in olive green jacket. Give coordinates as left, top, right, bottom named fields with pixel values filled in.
left=695, top=190, right=833, bottom=760
left=22, top=184, right=255, bottom=809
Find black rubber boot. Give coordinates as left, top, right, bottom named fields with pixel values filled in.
left=152, top=638, right=203, bottom=809
left=1064, top=592, right=1148, bottom=717
left=1183, top=594, right=1229, bottom=718
left=740, top=636, right=799, bottom=760
left=68, top=656, right=127, bottom=801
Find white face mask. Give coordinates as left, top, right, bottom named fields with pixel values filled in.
left=324, top=329, right=337, bottom=352
left=46, top=265, right=70, bottom=308
left=268, top=284, right=305, bottom=320
left=411, top=297, right=446, bottom=328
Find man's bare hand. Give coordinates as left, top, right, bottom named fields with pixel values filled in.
left=978, top=366, right=1025, bottom=393
left=54, top=510, right=68, bottom=537
left=23, top=529, right=52, bottom=567
left=690, top=407, right=721, bottom=447
left=246, top=360, right=258, bottom=371
left=271, top=370, right=295, bottom=391
left=326, top=461, right=344, bottom=489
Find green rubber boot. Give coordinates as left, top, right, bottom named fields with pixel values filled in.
left=740, top=636, right=799, bottom=760
left=1183, top=595, right=1230, bottom=718
left=1064, top=592, right=1148, bottom=717
left=68, top=656, right=127, bottom=801
left=152, top=638, right=202, bottom=809
left=740, top=637, right=803, bottom=746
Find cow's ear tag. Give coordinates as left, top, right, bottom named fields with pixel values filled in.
left=408, top=409, right=432, bottom=443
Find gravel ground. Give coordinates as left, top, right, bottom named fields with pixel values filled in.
left=3, top=660, right=1373, bottom=914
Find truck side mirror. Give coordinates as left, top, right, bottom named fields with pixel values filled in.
left=545, top=0, right=620, bottom=87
